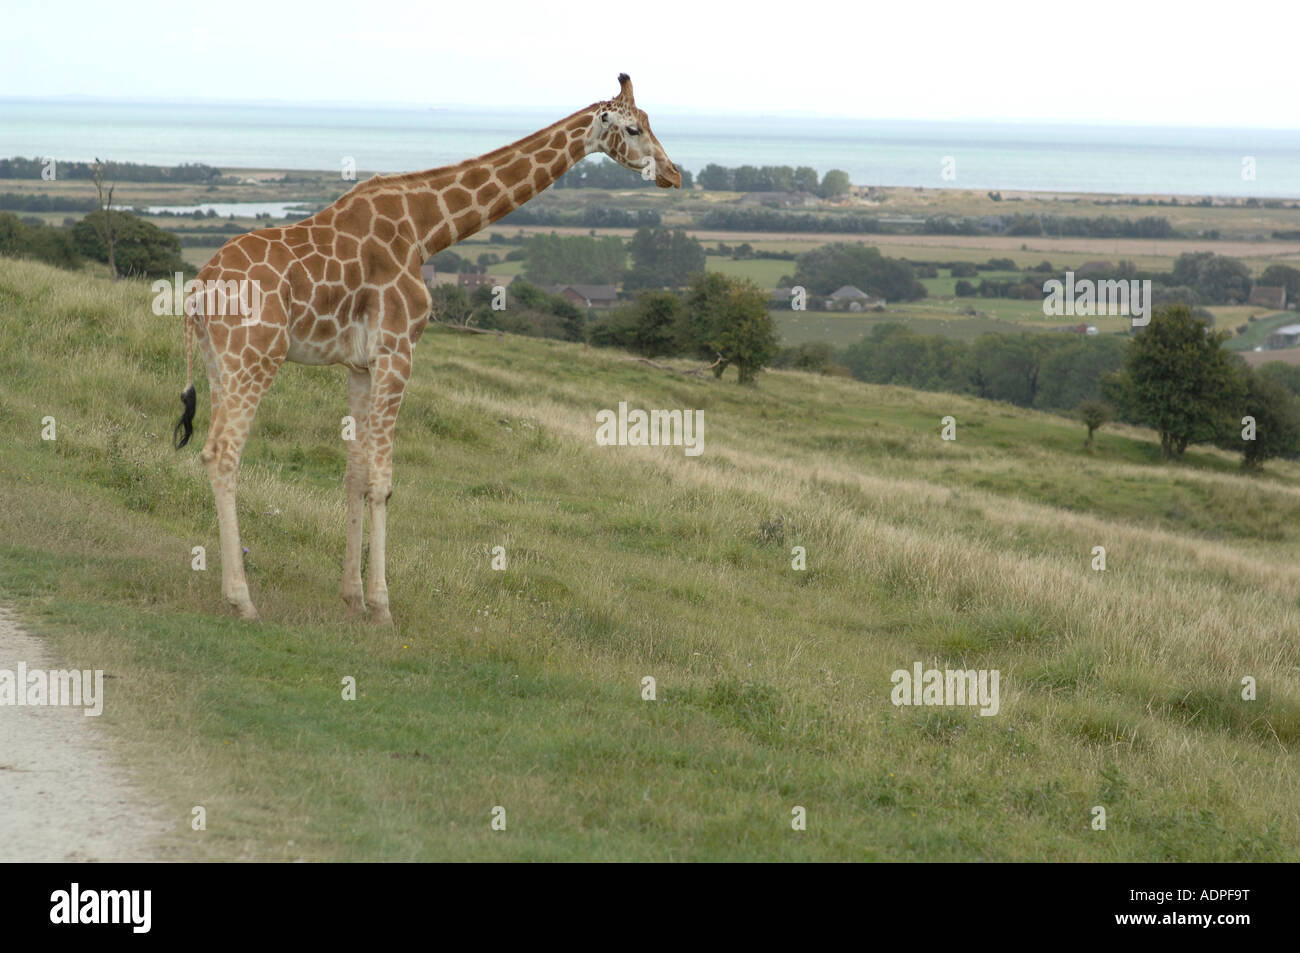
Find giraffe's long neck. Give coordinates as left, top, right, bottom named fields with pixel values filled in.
left=378, top=105, right=600, bottom=259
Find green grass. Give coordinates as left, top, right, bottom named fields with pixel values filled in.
left=1224, top=311, right=1295, bottom=351
left=704, top=257, right=792, bottom=288
left=0, top=256, right=1297, bottom=862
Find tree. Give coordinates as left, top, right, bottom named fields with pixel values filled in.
left=767, top=165, right=796, bottom=192
left=1077, top=399, right=1113, bottom=450
left=818, top=169, right=851, bottom=199
left=90, top=158, right=117, bottom=279
left=965, top=334, right=1051, bottom=406
left=624, top=227, right=705, bottom=290
left=628, top=290, right=684, bottom=357
left=429, top=249, right=466, bottom=273
left=586, top=305, right=640, bottom=349
left=71, top=209, right=187, bottom=280
left=521, top=233, right=624, bottom=285
left=791, top=242, right=920, bottom=300
left=1113, top=304, right=1243, bottom=458
left=773, top=341, right=839, bottom=374
left=1033, top=337, right=1127, bottom=410
left=1171, top=252, right=1251, bottom=305
left=794, top=166, right=820, bottom=193
left=697, top=164, right=733, bottom=190
left=0, top=213, right=81, bottom=269
left=509, top=279, right=584, bottom=341
left=463, top=279, right=584, bottom=341
left=733, top=165, right=762, bottom=191
left=429, top=283, right=472, bottom=325
left=1258, top=264, right=1300, bottom=300
left=841, top=324, right=966, bottom=392
left=1223, top=367, right=1300, bottom=470
left=1256, top=361, right=1300, bottom=399
left=683, top=273, right=778, bottom=383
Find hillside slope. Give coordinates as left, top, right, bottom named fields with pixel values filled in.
left=0, top=257, right=1296, bottom=861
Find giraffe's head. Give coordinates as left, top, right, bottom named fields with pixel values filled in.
left=587, top=74, right=682, bottom=188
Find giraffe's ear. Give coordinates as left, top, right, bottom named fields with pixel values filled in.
left=616, top=73, right=634, bottom=105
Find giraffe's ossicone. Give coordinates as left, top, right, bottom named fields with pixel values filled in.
left=173, top=74, right=681, bottom=623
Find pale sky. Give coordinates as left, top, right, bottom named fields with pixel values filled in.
left=2, top=0, right=1297, bottom=127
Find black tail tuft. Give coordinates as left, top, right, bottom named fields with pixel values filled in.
left=173, top=384, right=196, bottom=449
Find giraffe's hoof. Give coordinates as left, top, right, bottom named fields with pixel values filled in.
left=368, top=606, right=393, bottom=626
left=227, top=598, right=261, bottom=623
left=344, top=603, right=367, bottom=623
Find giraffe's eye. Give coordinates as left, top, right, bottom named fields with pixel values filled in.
left=627, top=126, right=642, bottom=136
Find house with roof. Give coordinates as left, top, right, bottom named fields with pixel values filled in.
left=1249, top=285, right=1288, bottom=310
left=824, top=285, right=885, bottom=312
left=547, top=284, right=619, bottom=309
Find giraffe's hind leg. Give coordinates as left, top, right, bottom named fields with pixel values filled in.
left=200, top=319, right=286, bottom=622
left=341, top=368, right=370, bottom=620
left=362, top=349, right=412, bottom=626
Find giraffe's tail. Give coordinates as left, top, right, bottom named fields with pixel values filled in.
left=173, top=299, right=197, bottom=450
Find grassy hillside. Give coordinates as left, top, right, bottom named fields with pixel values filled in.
left=0, top=256, right=1296, bottom=861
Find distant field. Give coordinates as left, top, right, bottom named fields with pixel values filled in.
left=703, top=257, right=793, bottom=288
left=776, top=308, right=1063, bottom=347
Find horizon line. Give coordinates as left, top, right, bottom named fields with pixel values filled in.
left=6, top=95, right=1300, bottom=133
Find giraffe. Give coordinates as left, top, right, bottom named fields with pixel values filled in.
left=173, top=74, right=681, bottom=624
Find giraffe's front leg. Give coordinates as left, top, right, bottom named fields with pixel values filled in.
left=341, top=369, right=371, bottom=620
left=362, top=356, right=410, bottom=626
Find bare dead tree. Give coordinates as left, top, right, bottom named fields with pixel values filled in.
left=91, top=157, right=117, bottom=280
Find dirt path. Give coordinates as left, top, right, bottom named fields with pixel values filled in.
left=0, top=607, right=170, bottom=862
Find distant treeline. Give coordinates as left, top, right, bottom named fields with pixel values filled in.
left=0, top=212, right=82, bottom=269
left=0, top=192, right=97, bottom=212
left=925, top=213, right=1176, bottom=239
left=554, top=157, right=694, bottom=190
left=696, top=164, right=850, bottom=197
left=497, top=204, right=661, bottom=228
left=831, top=325, right=1126, bottom=411
left=695, top=207, right=1180, bottom=238
left=700, top=207, right=888, bottom=233
left=0, top=157, right=223, bottom=183
left=0, top=209, right=188, bottom=278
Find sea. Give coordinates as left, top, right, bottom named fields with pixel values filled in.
left=5, top=99, right=1300, bottom=199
